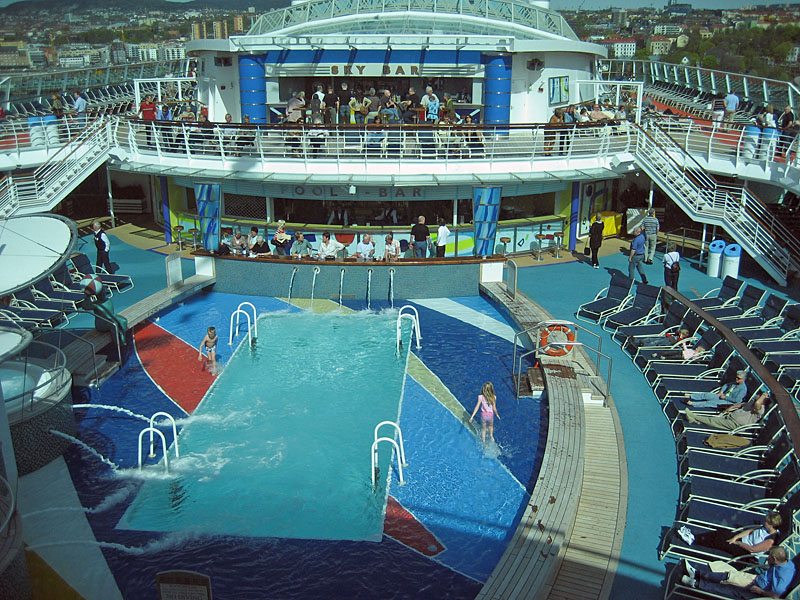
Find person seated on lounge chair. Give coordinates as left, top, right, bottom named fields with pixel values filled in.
left=682, top=371, right=747, bottom=408
left=684, top=391, right=770, bottom=431
left=681, top=546, right=795, bottom=598
left=676, top=512, right=781, bottom=559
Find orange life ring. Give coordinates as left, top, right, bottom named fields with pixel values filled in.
left=540, top=324, right=575, bottom=357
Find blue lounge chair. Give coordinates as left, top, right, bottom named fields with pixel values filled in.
left=576, top=273, right=634, bottom=323
left=602, top=283, right=661, bottom=331
left=32, top=276, right=84, bottom=306
left=635, top=327, right=722, bottom=373
left=3, top=304, right=65, bottom=328
left=644, top=337, right=731, bottom=384
left=720, top=294, right=789, bottom=331
left=613, top=299, right=688, bottom=349
left=704, top=283, right=766, bottom=320
left=736, top=304, right=800, bottom=346
left=70, top=253, right=134, bottom=294
left=13, top=285, right=74, bottom=316
left=690, top=276, right=745, bottom=310
left=50, top=263, right=84, bottom=292
left=654, top=356, right=749, bottom=403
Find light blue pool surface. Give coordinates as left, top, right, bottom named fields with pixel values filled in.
left=121, top=311, right=411, bottom=541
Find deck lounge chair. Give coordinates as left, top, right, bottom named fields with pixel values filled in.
left=663, top=552, right=800, bottom=600
left=704, top=284, right=766, bottom=320
left=678, top=457, right=799, bottom=512
left=70, top=253, right=134, bottom=294
left=575, top=273, right=634, bottom=323
left=3, top=304, right=65, bottom=328
left=720, top=294, right=789, bottom=331
left=660, top=488, right=800, bottom=565
left=13, top=285, right=74, bottom=316
left=32, top=276, right=84, bottom=307
left=613, top=300, right=688, bottom=348
left=644, top=337, right=730, bottom=384
left=635, top=327, right=722, bottom=374
left=602, top=283, right=661, bottom=331
left=653, top=356, right=748, bottom=403
left=50, top=263, right=84, bottom=292
left=690, top=276, right=745, bottom=310
left=0, top=309, right=37, bottom=330
left=624, top=310, right=704, bottom=359
left=735, top=304, right=800, bottom=346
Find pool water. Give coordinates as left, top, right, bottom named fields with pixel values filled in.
left=120, top=310, right=410, bottom=541
left=0, top=362, right=41, bottom=399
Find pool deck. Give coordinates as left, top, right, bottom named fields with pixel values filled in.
left=479, top=282, right=626, bottom=600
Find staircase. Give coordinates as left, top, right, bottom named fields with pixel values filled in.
left=633, top=122, right=800, bottom=285
left=0, top=117, right=113, bottom=218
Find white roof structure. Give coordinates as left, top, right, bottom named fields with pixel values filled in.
left=0, top=214, right=77, bottom=296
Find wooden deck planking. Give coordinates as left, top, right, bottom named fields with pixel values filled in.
left=479, top=282, right=626, bottom=600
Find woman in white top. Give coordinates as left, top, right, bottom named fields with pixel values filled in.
left=663, top=241, right=680, bottom=290
left=436, top=217, right=450, bottom=258
left=384, top=233, right=401, bottom=262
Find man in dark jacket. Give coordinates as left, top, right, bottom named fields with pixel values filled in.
left=588, top=215, right=604, bottom=269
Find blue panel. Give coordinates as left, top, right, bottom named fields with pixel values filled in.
left=473, top=187, right=502, bottom=256
left=195, top=184, right=220, bottom=250
left=569, top=181, right=580, bottom=251
left=160, top=176, right=171, bottom=243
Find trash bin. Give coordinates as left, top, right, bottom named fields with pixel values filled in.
left=720, top=243, right=742, bottom=280
left=707, top=239, right=726, bottom=278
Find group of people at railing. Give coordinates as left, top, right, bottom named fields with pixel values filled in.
left=216, top=215, right=451, bottom=262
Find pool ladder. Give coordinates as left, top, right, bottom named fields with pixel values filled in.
left=396, top=305, right=421, bottom=353
left=229, top=301, right=258, bottom=346
left=137, top=412, right=180, bottom=474
left=371, top=421, right=408, bottom=488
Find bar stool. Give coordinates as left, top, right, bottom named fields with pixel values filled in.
left=534, top=234, right=546, bottom=261
left=553, top=232, right=564, bottom=259
left=499, top=236, right=511, bottom=256
left=188, top=227, right=200, bottom=250
left=173, top=225, right=184, bottom=251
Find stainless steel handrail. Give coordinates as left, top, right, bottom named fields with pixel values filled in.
left=512, top=319, right=602, bottom=380
left=36, top=326, right=98, bottom=387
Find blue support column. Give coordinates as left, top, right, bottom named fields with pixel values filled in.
left=473, top=186, right=503, bottom=256
left=483, top=54, right=512, bottom=128
left=569, top=181, right=580, bottom=251
left=239, top=55, right=267, bottom=124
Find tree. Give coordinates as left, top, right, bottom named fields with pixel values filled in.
left=701, top=54, right=718, bottom=69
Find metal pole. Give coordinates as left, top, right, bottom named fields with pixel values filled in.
left=647, top=179, right=654, bottom=209
left=106, top=166, right=116, bottom=229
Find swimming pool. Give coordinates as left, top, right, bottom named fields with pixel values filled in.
left=120, top=310, right=410, bottom=541
left=29, top=292, right=546, bottom=599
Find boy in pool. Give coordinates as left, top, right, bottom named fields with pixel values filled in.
left=469, top=382, right=500, bottom=444
left=198, top=326, right=218, bottom=373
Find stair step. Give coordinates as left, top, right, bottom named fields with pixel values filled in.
left=84, top=361, right=120, bottom=387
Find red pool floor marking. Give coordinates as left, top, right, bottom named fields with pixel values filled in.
left=384, top=496, right=445, bottom=557
left=133, top=321, right=215, bottom=414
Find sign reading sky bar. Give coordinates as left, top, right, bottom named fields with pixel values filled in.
left=157, top=571, right=212, bottom=600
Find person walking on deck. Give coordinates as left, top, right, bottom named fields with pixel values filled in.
left=642, top=209, right=659, bottom=264
left=628, top=227, right=648, bottom=284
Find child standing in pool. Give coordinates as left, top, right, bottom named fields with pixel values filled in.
left=198, top=326, right=218, bottom=373
left=469, top=382, right=500, bottom=444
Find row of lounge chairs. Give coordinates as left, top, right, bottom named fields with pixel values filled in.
left=577, top=274, right=800, bottom=599
left=2, top=253, right=133, bottom=330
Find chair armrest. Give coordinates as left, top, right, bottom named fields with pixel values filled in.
left=700, top=286, right=721, bottom=299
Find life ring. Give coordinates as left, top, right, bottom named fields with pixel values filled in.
left=540, top=324, right=575, bottom=357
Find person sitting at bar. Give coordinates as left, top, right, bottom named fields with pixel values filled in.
left=250, top=235, right=271, bottom=256
left=401, top=87, right=420, bottom=124
left=379, top=89, right=401, bottom=122
left=354, top=234, right=376, bottom=261
left=271, top=220, right=291, bottom=255
left=318, top=231, right=345, bottom=260
left=247, top=226, right=259, bottom=250
left=590, top=104, right=609, bottom=122
left=235, top=114, right=256, bottom=156
left=230, top=230, right=248, bottom=255
left=290, top=231, right=313, bottom=258
left=384, top=233, right=401, bottom=262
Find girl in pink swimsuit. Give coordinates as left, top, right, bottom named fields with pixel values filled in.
left=469, top=382, right=500, bottom=444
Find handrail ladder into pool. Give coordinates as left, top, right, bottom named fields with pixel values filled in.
left=138, top=427, right=170, bottom=474
left=228, top=308, right=252, bottom=347
left=396, top=313, right=421, bottom=354
left=234, top=301, right=258, bottom=340
left=373, top=421, right=408, bottom=469
left=149, top=412, right=180, bottom=459
left=371, top=437, right=405, bottom=488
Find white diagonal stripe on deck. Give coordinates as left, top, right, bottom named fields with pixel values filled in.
left=409, top=298, right=522, bottom=345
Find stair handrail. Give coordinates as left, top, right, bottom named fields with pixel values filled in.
left=641, top=122, right=800, bottom=273
left=35, top=326, right=99, bottom=387
left=633, top=124, right=794, bottom=282
left=235, top=302, right=258, bottom=340
left=32, top=116, right=108, bottom=181
left=371, top=436, right=406, bottom=487
left=149, top=412, right=180, bottom=459
left=138, top=427, right=169, bottom=473
left=373, top=421, right=408, bottom=468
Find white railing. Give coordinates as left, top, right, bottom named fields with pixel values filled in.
left=138, top=427, right=170, bottom=474
left=635, top=124, right=794, bottom=284
left=228, top=308, right=253, bottom=346
left=235, top=302, right=258, bottom=340
left=397, top=305, right=421, bottom=352
left=371, top=420, right=407, bottom=488
left=149, top=412, right=180, bottom=459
